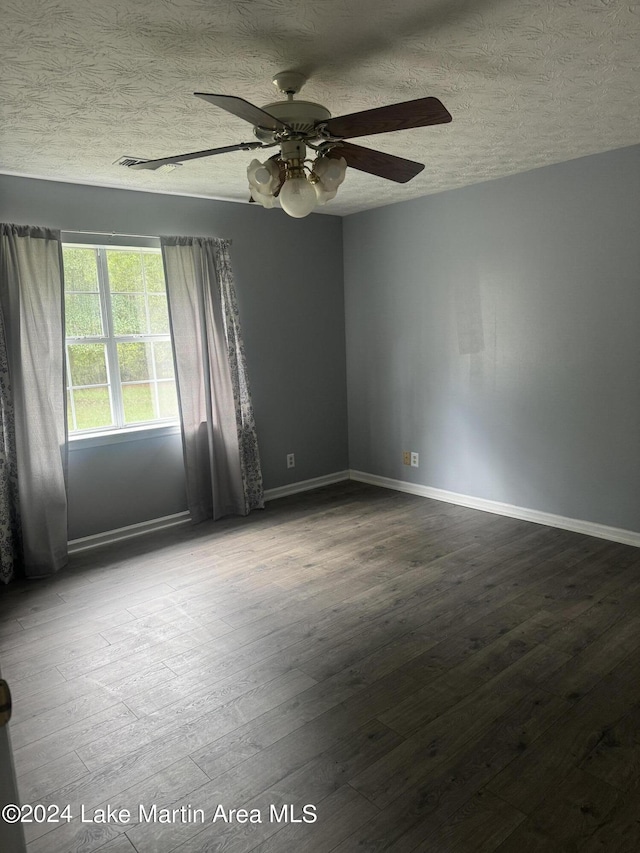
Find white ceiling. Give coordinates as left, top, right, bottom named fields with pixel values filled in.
left=2, top=0, right=639, bottom=216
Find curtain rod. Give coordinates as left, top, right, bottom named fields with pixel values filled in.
left=61, top=229, right=159, bottom=239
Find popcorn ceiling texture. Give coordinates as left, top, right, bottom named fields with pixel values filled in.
left=1, top=0, right=639, bottom=215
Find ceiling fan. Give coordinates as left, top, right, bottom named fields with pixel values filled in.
left=123, top=72, right=452, bottom=218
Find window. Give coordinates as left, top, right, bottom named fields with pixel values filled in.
left=63, top=244, right=179, bottom=434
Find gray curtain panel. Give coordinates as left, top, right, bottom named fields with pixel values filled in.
left=0, top=224, right=68, bottom=578
left=0, top=302, right=21, bottom=583
left=160, top=236, right=264, bottom=523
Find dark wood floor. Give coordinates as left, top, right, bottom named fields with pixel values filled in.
left=2, top=481, right=640, bottom=852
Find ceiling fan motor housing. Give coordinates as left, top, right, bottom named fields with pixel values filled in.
left=254, top=100, right=332, bottom=143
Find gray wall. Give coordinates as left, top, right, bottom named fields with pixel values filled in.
left=0, top=175, right=348, bottom=538
left=343, top=144, right=640, bottom=533
left=67, top=432, right=187, bottom=540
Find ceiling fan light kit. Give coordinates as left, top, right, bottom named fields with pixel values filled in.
left=124, top=72, right=451, bottom=218
left=247, top=138, right=348, bottom=217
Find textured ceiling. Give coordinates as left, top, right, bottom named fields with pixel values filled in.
left=2, top=0, right=639, bottom=216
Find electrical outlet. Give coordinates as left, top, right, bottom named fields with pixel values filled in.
left=402, top=451, right=411, bottom=465
left=410, top=452, right=419, bottom=468
left=287, top=453, right=295, bottom=469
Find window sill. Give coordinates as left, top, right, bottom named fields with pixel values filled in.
left=68, top=422, right=181, bottom=451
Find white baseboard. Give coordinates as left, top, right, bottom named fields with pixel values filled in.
left=264, top=470, right=350, bottom=502
left=349, top=470, right=640, bottom=548
left=68, top=469, right=638, bottom=555
left=68, top=472, right=351, bottom=553
left=68, top=511, right=192, bottom=554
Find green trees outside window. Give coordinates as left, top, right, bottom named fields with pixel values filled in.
left=63, top=245, right=179, bottom=433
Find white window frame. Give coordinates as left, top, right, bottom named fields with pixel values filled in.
left=63, top=241, right=180, bottom=445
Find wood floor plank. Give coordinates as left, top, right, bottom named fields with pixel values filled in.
left=8, top=666, right=67, bottom=706
left=493, top=767, right=620, bottom=852
left=350, top=643, right=570, bottom=809
left=187, top=693, right=371, bottom=780
left=580, top=701, right=640, bottom=791
left=54, top=629, right=200, bottom=682
left=1, top=632, right=111, bottom=682
left=18, top=750, right=89, bottom=804
left=16, top=660, right=176, bottom=723
left=1, top=616, right=118, bottom=658
left=77, top=667, right=316, bottom=772
left=0, top=617, right=25, bottom=639
left=247, top=785, right=378, bottom=853
left=122, top=652, right=295, bottom=720
left=267, top=717, right=403, bottom=803
left=12, top=583, right=178, bottom=632
left=94, top=836, right=137, bottom=853
left=408, top=790, right=526, bottom=853
left=485, top=654, right=640, bottom=814
left=24, top=756, right=208, bottom=852
left=579, top=777, right=640, bottom=852
left=331, top=688, right=568, bottom=852
left=423, top=688, right=567, bottom=811
left=542, top=614, right=640, bottom=702
left=377, top=613, right=571, bottom=737
left=14, top=702, right=137, bottom=776
left=9, top=688, right=126, bottom=750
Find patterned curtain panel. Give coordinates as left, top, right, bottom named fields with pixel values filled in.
left=0, top=224, right=68, bottom=579
left=0, top=303, right=21, bottom=584
left=160, top=236, right=264, bottom=522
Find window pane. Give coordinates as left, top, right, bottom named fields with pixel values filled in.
left=106, top=250, right=144, bottom=293
left=111, top=293, right=148, bottom=335
left=158, top=380, right=179, bottom=419
left=154, top=341, right=174, bottom=379
left=148, top=294, right=170, bottom=334
left=65, top=293, right=103, bottom=337
left=66, top=390, right=75, bottom=432
left=118, top=342, right=152, bottom=382
left=72, top=386, right=114, bottom=430
left=68, top=343, right=108, bottom=386
left=144, top=253, right=165, bottom=292
left=122, top=383, right=155, bottom=424
left=63, top=248, right=99, bottom=292
left=63, top=243, right=178, bottom=434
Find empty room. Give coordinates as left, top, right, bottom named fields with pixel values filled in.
left=1, top=1, right=640, bottom=851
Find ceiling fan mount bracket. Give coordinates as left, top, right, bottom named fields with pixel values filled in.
left=272, top=71, right=307, bottom=97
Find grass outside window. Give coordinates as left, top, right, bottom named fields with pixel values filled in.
left=63, top=244, right=179, bottom=434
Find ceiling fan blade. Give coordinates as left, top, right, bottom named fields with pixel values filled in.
left=325, top=142, right=424, bottom=183
left=321, top=97, right=451, bottom=139
left=194, top=93, right=292, bottom=132
left=126, top=141, right=264, bottom=170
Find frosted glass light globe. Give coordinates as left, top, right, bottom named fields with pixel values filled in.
left=247, top=158, right=280, bottom=204
left=313, top=155, right=347, bottom=190
left=253, top=166, right=273, bottom=187
left=279, top=176, right=317, bottom=218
